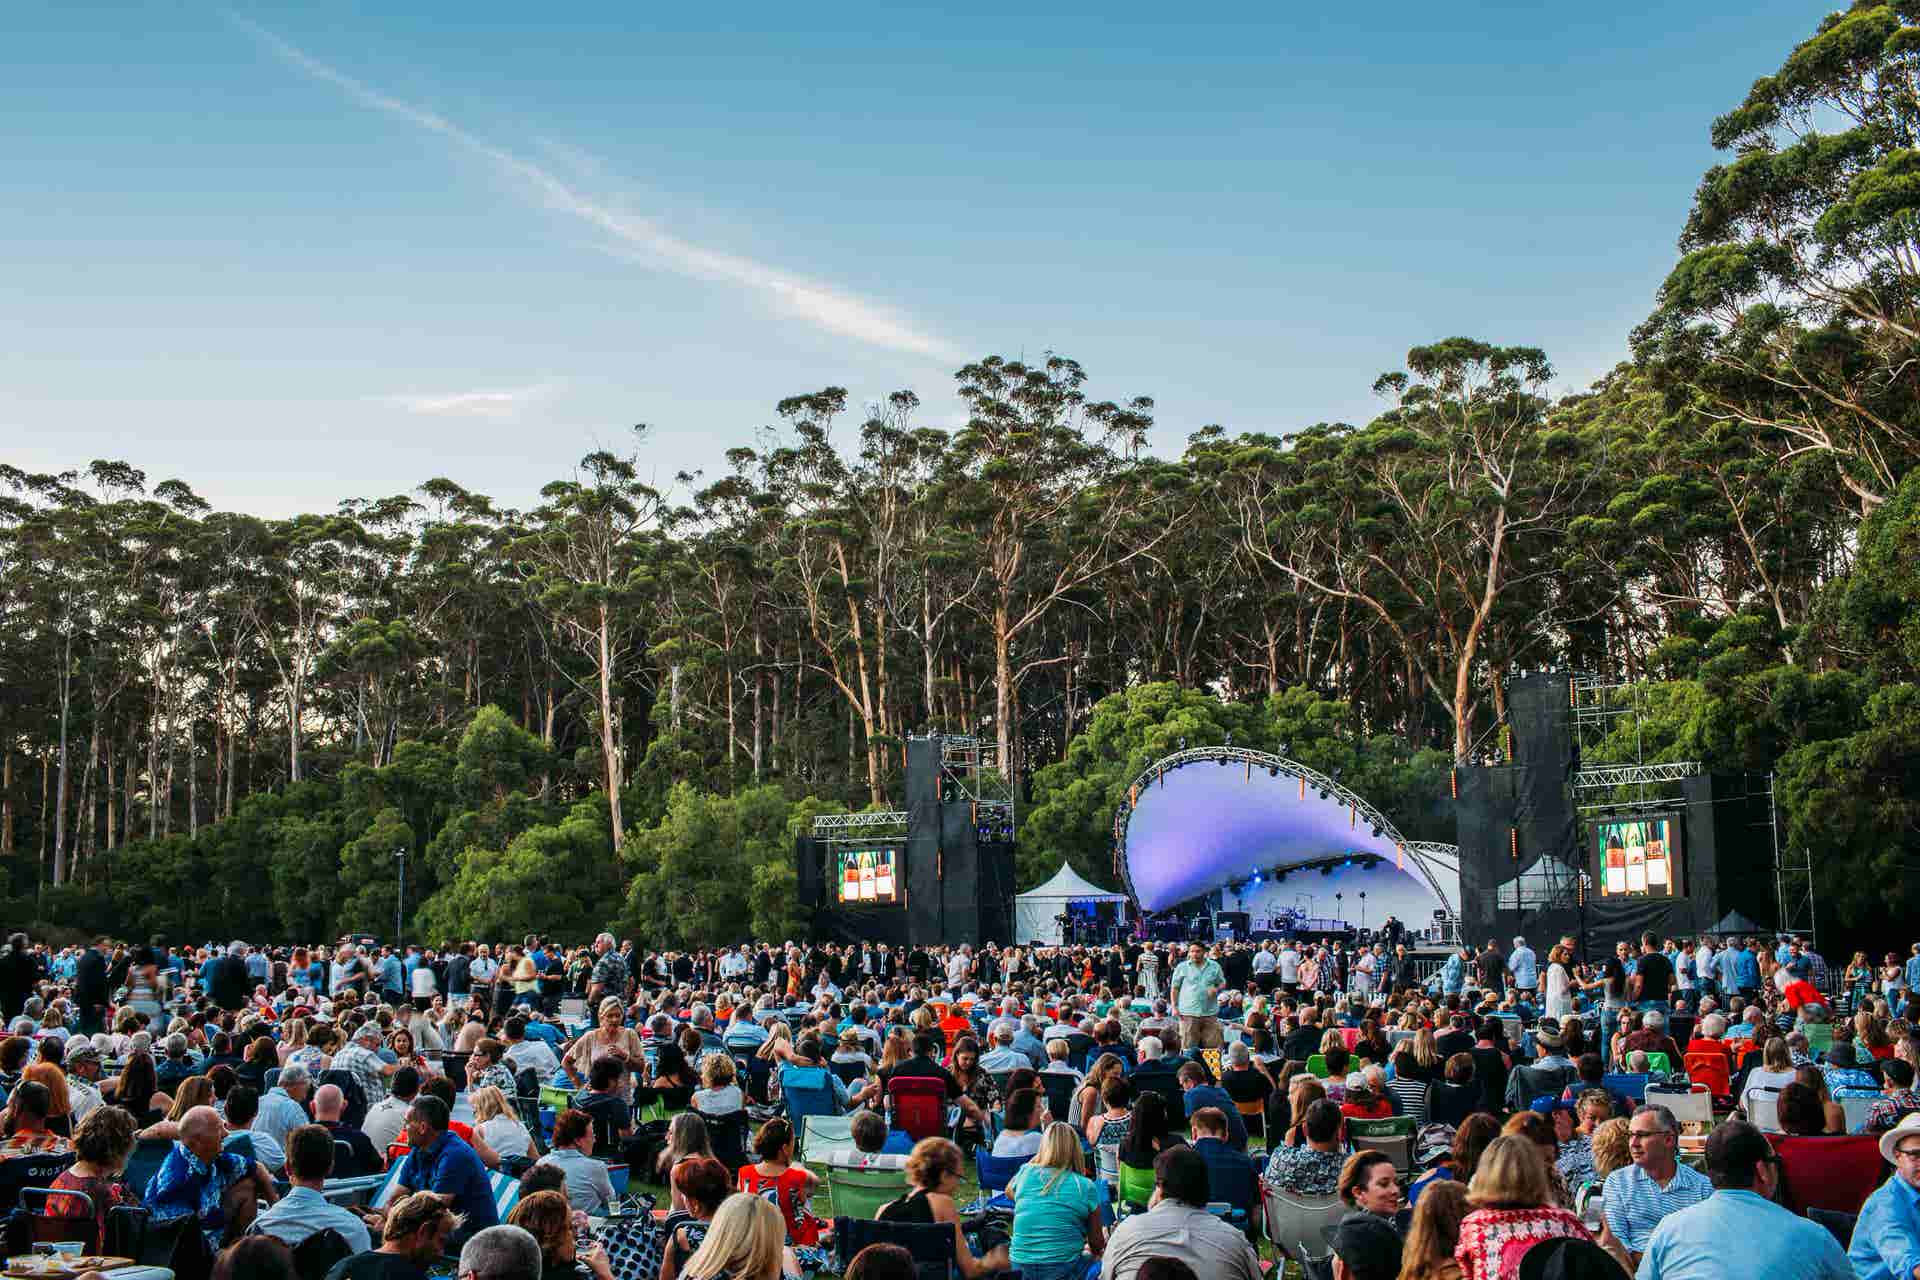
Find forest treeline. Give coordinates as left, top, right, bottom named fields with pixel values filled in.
left=4, top=2, right=1920, bottom=943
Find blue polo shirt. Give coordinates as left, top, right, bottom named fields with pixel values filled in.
left=406, top=1131, right=498, bottom=1233
left=1853, top=1166, right=1920, bottom=1280
left=1643, top=1188, right=1850, bottom=1280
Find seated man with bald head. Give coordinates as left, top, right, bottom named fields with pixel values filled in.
left=314, top=1082, right=384, bottom=1177
left=142, top=1104, right=278, bottom=1252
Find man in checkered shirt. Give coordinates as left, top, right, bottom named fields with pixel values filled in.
left=587, top=932, right=629, bottom=1007
left=332, top=1019, right=400, bottom=1105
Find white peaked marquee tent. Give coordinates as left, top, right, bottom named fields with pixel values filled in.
left=1013, top=862, right=1130, bottom=945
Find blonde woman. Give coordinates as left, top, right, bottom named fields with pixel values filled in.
left=682, top=1193, right=791, bottom=1280
left=277, top=1019, right=308, bottom=1065
left=1004, top=1123, right=1106, bottom=1276
left=755, top=1022, right=796, bottom=1065
left=471, top=1086, right=531, bottom=1162
left=563, top=998, right=645, bottom=1094
left=1455, top=1135, right=1592, bottom=1280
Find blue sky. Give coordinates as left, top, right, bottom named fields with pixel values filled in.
left=3, top=2, right=1819, bottom=515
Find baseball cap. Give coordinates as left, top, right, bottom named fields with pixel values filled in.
left=1330, top=1212, right=1403, bottom=1280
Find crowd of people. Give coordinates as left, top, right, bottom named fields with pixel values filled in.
left=0, top=922, right=1914, bottom=1280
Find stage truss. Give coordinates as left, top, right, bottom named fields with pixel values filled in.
left=1110, top=746, right=1460, bottom=922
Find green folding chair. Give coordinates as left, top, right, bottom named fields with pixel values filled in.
left=1117, top=1159, right=1157, bottom=1211
left=825, top=1163, right=910, bottom=1220
left=1306, top=1054, right=1331, bottom=1079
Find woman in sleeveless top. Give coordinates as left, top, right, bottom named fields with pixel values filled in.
left=877, top=1137, right=1008, bottom=1278
left=736, top=1119, right=826, bottom=1247
left=45, top=1106, right=139, bottom=1252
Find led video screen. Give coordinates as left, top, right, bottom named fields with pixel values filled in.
left=836, top=845, right=902, bottom=906
left=1593, top=814, right=1681, bottom=898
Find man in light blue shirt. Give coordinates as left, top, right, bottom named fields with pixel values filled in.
left=1604, top=1104, right=1713, bottom=1267
left=253, top=1063, right=313, bottom=1153
left=1904, top=944, right=1920, bottom=999
left=1638, top=1119, right=1850, bottom=1280
left=254, top=1125, right=374, bottom=1253
left=1507, top=935, right=1538, bottom=995
left=1853, top=1113, right=1920, bottom=1280
left=1170, top=943, right=1227, bottom=1050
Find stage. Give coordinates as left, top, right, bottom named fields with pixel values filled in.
left=1110, top=746, right=1462, bottom=950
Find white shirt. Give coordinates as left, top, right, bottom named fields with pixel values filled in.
left=1695, top=945, right=1716, bottom=980
left=947, top=953, right=970, bottom=986
left=480, top=1114, right=531, bottom=1160
left=67, top=1078, right=103, bottom=1124
left=504, top=1038, right=562, bottom=1078
left=1278, top=948, right=1301, bottom=982
left=362, top=1096, right=410, bottom=1155
left=410, top=966, right=437, bottom=998
left=1251, top=950, right=1277, bottom=975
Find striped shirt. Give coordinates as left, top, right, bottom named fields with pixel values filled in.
left=1601, top=1160, right=1713, bottom=1253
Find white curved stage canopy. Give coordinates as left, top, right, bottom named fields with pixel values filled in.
left=1114, top=747, right=1460, bottom=929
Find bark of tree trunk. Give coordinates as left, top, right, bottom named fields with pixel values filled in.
left=53, top=632, right=72, bottom=885
left=596, top=604, right=626, bottom=851
left=1, top=746, right=12, bottom=857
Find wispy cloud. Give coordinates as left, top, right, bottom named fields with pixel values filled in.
left=233, top=18, right=962, bottom=362
left=373, top=384, right=553, bottom=417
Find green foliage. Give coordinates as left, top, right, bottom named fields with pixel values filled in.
left=617, top=783, right=803, bottom=948
left=415, top=798, right=620, bottom=945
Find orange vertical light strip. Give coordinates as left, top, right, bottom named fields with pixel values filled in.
left=1397, top=842, right=1404, bottom=870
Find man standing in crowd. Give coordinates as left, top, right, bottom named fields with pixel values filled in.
left=1507, top=934, right=1538, bottom=1001
left=1170, top=942, right=1227, bottom=1050
left=1631, top=932, right=1675, bottom=1008
left=1474, top=939, right=1505, bottom=993
left=586, top=933, right=629, bottom=1007
left=1637, top=1120, right=1850, bottom=1280
left=1603, top=1103, right=1713, bottom=1269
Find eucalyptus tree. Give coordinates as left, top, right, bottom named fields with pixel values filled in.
left=949, top=354, right=1167, bottom=771
left=513, top=433, right=676, bottom=850
left=1637, top=0, right=1920, bottom=513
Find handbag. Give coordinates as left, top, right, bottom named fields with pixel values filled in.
left=597, top=1195, right=665, bottom=1280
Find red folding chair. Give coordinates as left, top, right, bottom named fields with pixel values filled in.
left=1684, top=1051, right=1730, bottom=1100
left=886, top=1076, right=953, bottom=1144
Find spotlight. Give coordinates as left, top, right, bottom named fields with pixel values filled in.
left=1220, top=756, right=1233, bottom=767
left=1277, top=742, right=1289, bottom=755
left=1371, top=824, right=1383, bottom=838
left=1320, top=864, right=1332, bottom=876
left=1268, top=765, right=1279, bottom=777
left=1344, top=857, right=1353, bottom=867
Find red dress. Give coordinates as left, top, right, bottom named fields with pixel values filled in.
left=1455, top=1206, right=1593, bottom=1280
left=738, top=1162, right=824, bottom=1245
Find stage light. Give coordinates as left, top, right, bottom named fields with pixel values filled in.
left=1219, top=756, right=1232, bottom=767
left=1371, top=824, right=1383, bottom=838
left=1344, top=857, right=1353, bottom=867
left=1268, top=765, right=1278, bottom=777
left=1320, top=864, right=1332, bottom=876
left=1277, top=742, right=1289, bottom=755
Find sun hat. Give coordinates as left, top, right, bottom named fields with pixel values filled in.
left=1879, top=1111, right=1920, bottom=1165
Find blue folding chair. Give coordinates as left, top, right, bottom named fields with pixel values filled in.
left=974, top=1149, right=1032, bottom=1197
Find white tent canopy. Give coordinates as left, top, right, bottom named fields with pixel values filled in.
left=1014, top=862, right=1130, bottom=945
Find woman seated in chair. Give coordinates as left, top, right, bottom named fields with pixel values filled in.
left=680, top=1194, right=797, bottom=1280
left=692, top=1053, right=744, bottom=1118
left=507, top=1188, right=615, bottom=1280
left=991, top=1087, right=1045, bottom=1158
left=1083, top=1075, right=1134, bottom=1151
left=657, top=1156, right=731, bottom=1280
left=1117, top=1091, right=1174, bottom=1170
left=830, top=1029, right=874, bottom=1084
left=878, top=1137, right=1010, bottom=1278
left=44, top=1104, right=139, bottom=1250
left=1793, top=1065, right=1847, bottom=1134
left=1005, top=1122, right=1106, bottom=1280
left=471, top=1086, right=532, bottom=1166
left=1071, top=1054, right=1125, bottom=1130
left=738, top=1119, right=828, bottom=1250
left=468, top=1038, right=518, bottom=1096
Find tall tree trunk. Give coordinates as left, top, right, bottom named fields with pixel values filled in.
left=596, top=604, right=626, bottom=851
left=53, top=632, right=72, bottom=885
left=104, top=744, right=116, bottom=852
left=1, top=746, right=12, bottom=856
left=994, top=601, right=1015, bottom=772
left=751, top=629, right=764, bottom=782
left=188, top=714, right=199, bottom=838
